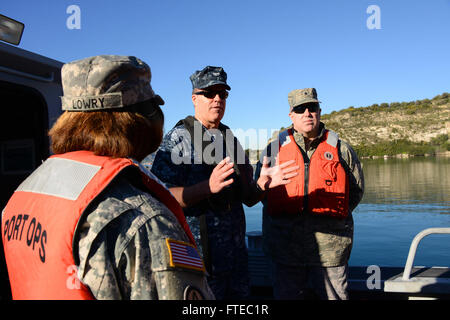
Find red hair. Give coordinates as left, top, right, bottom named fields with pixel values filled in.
left=49, top=102, right=163, bottom=161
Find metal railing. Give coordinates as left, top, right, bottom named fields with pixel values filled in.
left=402, top=228, right=450, bottom=280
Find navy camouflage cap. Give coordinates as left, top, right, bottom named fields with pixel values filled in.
left=60, top=55, right=164, bottom=111
left=288, top=88, right=321, bottom=112
left=190, top=66, right=231, bottom=90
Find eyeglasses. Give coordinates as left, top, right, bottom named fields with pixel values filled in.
left=193, top=90, right=229, bottom=100
left=292, top=103, right=320, bottom=114
left=128, top=97, right=163, bottom=120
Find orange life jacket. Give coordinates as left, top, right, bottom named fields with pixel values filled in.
left=1, top=151, right=195, bottom=300
left=266, top=129, right=349, bottom=218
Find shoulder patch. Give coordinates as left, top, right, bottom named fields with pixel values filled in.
left=324, top=151, right=334, bottom=160
left=183, top=285, right=205, bottom=300
left=166, top=238, right=205, bottom=272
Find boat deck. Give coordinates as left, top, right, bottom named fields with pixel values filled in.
left=247, top=230, right=450, bottom=300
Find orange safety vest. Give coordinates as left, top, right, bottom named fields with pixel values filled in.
left=267, top=129, right=349, bottom=219
left=1, top=151, right=195, bottom=300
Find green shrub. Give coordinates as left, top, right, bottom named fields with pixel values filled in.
left=354, top=139, right=437, bottom=157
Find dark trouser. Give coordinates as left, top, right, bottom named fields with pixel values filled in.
left=272, top=262, right=349, bottom=300
left=207, top=269, right=250, bottom=300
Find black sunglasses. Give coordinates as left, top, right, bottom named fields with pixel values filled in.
left=127, top=97, right=163, bottom=119
left=194, top=90, right=229, bottom=99
left=292, top=103, right=320, bottom=114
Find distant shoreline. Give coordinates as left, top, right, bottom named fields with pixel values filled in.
left=361, top=150, right=450, bottom=160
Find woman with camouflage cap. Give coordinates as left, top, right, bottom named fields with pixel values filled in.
left=1, top=55, right=213, bottom=300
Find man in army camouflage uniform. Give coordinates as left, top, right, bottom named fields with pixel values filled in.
left=255, top=88, right=364, bottom=300
left=2, top=55, right=213, bottom=300
left=147, top=66, right=298, bottom=300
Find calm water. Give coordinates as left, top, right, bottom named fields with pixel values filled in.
left=244, top=156, right=450, bottom=267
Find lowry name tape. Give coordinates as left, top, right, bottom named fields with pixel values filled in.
left=61, top=92, right=125, bottom=111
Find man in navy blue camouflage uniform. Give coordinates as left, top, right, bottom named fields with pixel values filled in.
left=145, top=66, right=298, bottom=299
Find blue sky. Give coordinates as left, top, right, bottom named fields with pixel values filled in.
left=2, top=0, right=450, bottom=149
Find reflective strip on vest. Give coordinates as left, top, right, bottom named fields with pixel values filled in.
left=325, top=130, right=338, bottom=148
left=16, top=157, right=101, bottom=200
left=1, top=151, right=196, bottom=300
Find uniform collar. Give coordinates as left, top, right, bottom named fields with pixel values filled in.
left=291, top=122, right=326, bottom=150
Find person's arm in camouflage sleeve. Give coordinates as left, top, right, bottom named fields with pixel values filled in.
left=152, top=127, right=236, bottom=208
left=339, top=140, right=365, bottom=212
left=117, top=203, right=214, bottom=300
left=76, top=180, right=214, bottom=300
left=169, top=157, right=236, bottom=208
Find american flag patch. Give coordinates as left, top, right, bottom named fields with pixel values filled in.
left=166, top=239, right=205, bottom=272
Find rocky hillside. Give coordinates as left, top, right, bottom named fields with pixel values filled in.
left=321, top=92, right=449, bottom=157
left=323, top=93, right=448, bottom=140
left=259, top=92, right=449, bottom=160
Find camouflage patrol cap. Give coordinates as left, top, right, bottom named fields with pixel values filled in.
left=288, top=88, right=321, bottom=112
left=60, top=55, right=164, bottom=111
left=190, top=66, right=231, bottom=90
